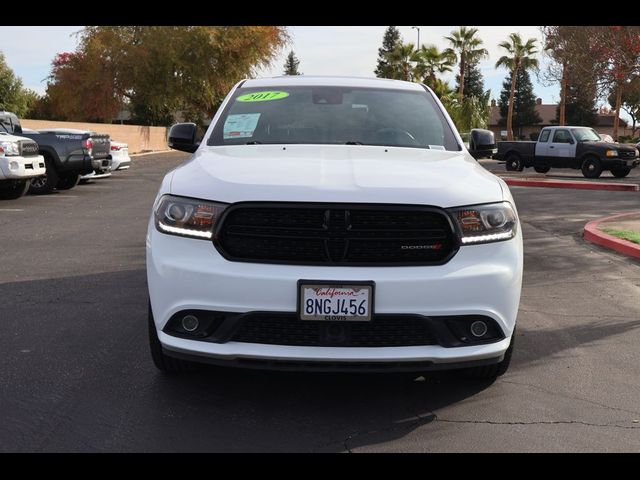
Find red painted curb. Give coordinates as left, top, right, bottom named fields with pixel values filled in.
left=583, top=212, right=640, bottom=260
left=503, top=178, right=639, bottom=192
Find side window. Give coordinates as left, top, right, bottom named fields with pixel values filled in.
left=553, top=129, right=572, bottom=144
left=538, top=130, right=550, bottom=142
left=0, top=119, right=12, bottom=134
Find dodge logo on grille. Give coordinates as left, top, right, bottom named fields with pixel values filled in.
left=322, top=209, right=351, bottom=261
left=401, top=244, right=443, bottom=250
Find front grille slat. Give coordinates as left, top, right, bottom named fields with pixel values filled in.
left=232, top=314, right=437, bottom=347
left=215, top=203, right=457, bottom=266
left=19, top=140, right=39, bottom=157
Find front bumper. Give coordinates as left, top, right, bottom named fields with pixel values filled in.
left=603, top=157, right=639, bottom=169
left=163, top=344, right=508, bottom=372
left=0, top=155, right=46, bottom=180
left=147, top=222, right=523, bottom=367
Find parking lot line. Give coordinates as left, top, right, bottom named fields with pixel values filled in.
left=0, top=208, right=24, bottom=212
left=30, top=195, right=79, bottom=198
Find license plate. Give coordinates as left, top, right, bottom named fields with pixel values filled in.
left=298, top=281, right=374, bottom=321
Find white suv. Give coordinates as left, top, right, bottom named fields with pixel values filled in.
left=0, top=131, right=46, bottom=199
left=147, top=76, right=523, bottom=379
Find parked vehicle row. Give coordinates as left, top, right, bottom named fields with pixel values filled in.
left=0, top=111, right=132, bottom=199
left=493, top=125, right=640, bottom=178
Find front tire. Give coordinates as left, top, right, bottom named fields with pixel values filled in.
left=56, top=173, right=81, bottom=190
left=29, top=157, right=59, bottom=194
left=0, top=179, right=30, bottom=200
left=457, top=329, right=515, bottom=380
left=505, top=153, right=524, bottom=172
left=581, top=156, right=603, bottom=179
left=148, top=302, right=196, bottom=373
left=611, top=166, right=631, bottom=178
left=534, top=165, right=551, bottom=174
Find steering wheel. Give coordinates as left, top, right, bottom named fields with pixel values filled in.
left=375, top=127, right=420, bottom=146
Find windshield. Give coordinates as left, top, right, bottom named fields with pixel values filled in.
left=571, top=128, right=601, bottom=142
left=209, top=86, right=461, bottom=151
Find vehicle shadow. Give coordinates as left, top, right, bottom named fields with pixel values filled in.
left=1, top=269, right=639, bottom=452
left=147, top=353, right=504, bottom=452
left=512, top=319, right=640, bottom=369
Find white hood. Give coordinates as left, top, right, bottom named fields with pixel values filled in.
left=0, top=132, right=32, bottom=143
left=169, top=144, right=504, bottom=208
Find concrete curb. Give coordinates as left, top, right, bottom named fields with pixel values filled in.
left=583, top=211, right=640, bottom=259
left=503, top=177, right=639, bottom=192
left=130, top=150, right=173, bottom=157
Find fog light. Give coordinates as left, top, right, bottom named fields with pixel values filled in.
left=470, top=320, right=488, bottom=337
left=9, top=161, right=19, bottom=170
left=181, top=315, right=199, bottom=332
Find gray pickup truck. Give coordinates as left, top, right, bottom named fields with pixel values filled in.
left=494, top=125, right=640, bottom=178
left=0, top=111, right=111, bottom=194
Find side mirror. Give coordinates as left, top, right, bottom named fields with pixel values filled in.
left=468, top=128, right=496, bottom=159
left=168, top=123, right=199, bottom=153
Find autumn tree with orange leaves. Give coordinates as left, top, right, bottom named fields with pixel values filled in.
left=551, top=26, right=640, bottom=140
left=44, top=26, right=289, bottom=125
left=46, top=50, right=120, bottom=123
left=588, top=26, right=640, bottom=140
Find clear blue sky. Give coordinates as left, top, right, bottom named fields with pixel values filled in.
left=1, top=25, right=572, bottom=107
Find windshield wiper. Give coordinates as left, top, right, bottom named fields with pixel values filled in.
left=245, top=141, right=262, bottom=145
left=345, top=141, right=363, bottom=145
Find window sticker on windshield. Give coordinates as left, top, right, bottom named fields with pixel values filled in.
left=237, top=91, right=289, bottom=102
left=429, top=145, right=446, bottom=150
left=223, top=113, right=261, bottom=139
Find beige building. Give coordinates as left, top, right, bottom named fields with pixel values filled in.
left=488, top=98, right=634, bottom=140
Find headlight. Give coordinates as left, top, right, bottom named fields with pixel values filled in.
left=0, top=141, right=20, bottom=156
left=448, top=202, right=518, bottom=245
left=154, top=195, right=228, bottom=240
left=606, top=150, right=618, bottom=157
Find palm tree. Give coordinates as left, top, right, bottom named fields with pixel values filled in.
left=432, top=77, right=454, bottom=100
left=444, top=27, right=488, bottom=98
left=413, top=44, right=455, bottom=89
left=384, top=43, right=417, bottom=81
left=495, top=33, right=539, bottom=140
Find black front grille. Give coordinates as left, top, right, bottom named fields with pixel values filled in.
left=215, top=203, right=458, bottom=266
left=19, top=140, right=39, bottom=157
left=620, top=150, right=637, bottom=158
left=231, top=314, right=438, bottom=347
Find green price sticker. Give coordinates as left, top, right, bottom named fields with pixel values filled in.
left=237, top=91, right=289, bottom=102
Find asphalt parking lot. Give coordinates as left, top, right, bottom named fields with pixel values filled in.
left=1, top=152, right=639, bottom=452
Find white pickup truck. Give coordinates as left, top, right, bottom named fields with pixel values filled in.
left=0, top=131, right=46, bottom=200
